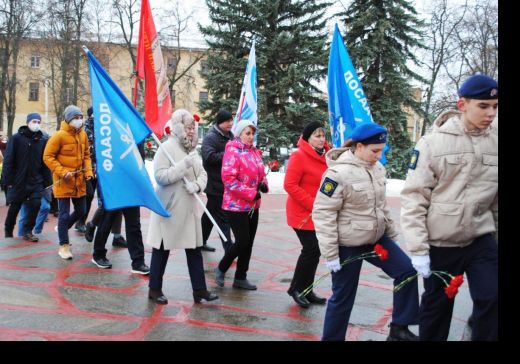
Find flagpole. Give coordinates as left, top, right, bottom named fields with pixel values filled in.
left=150, top=133, right=228, bottom=243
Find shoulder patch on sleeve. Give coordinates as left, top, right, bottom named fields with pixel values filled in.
left=409, top=149, right=420, bottom=170
left=319, top=177, right=339, bottom=197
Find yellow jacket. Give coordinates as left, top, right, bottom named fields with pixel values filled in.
left=43, top=121, right=93, bottom=198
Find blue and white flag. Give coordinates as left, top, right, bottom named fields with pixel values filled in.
left=327, top=24, right=389, bottom=164
left=233, top=38, right=258, bottom=143
left=85, top=47, right=170, bottom=217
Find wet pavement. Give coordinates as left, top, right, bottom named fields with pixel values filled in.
left=0, top=193, right=473, bottom=341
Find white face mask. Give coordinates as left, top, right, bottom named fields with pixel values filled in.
left=28, top=121, right=41, bottom=132
left=70, top=118, right=83, bottom=129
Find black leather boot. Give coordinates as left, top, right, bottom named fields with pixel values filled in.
left=386, top=323, right=419, bottom=341
left=288, top=289, right=310, bottom=308
left=232, top=278, right=257, bottom=290
left=306, top=291, right=327, bottom=305
left=193, top=290, right=219, bottom=303
left=148, top=288, right=168, bottom=305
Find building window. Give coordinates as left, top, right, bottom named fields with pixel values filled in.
left=167, top=57, right=177, bottom=70
left=61, top=87, right=73, bottom=104
left=199, top=91, right=208, bottom=102
left=0, top=48, right=7, bottom=64
left=30, top=54, right=40, bottom=68
left=200, top=60, right=209, bottom=75
left=29, top=82, right=40, bottom=101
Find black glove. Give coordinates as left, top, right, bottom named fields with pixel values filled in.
left=258, top=182, right=268, bottom=193
left=254, top=191, right=261, bottom=200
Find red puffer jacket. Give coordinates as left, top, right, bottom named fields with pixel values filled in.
left=284, top=136, right=330, bottom=230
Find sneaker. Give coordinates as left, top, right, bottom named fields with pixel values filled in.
left=131, top=263, right=150, bottom=275
left=58, top=244, right=74, bottom=260
left=74, top=222, right=86, bottom=233
left=91, top=256, right=112, bottom=269
left=85, top=222, right=96, bottom=242
left=23, top=232, right=39, bottom=242
left=386, top=323, right=419, bottom=341
left=112, top=235, right=128, bottom=248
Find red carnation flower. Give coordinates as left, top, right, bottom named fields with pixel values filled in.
left=450, top=275, right=464, bottom=288
left=146, top=141, right=153, bottom=149
left=374, top=244, right=389, bottom=261
left=444, top=284, right=459, bottom=299
left=193, top=114, right=200, bottom=122
left=165, top=126, right=171, bottom=135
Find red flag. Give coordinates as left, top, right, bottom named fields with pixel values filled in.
left=134, top=0, right=172, bottom=138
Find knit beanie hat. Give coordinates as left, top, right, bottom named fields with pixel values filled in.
left=26, top=112, right=42, bottom=123
left=87, top=106, right=93, bottom=118
left=232, top=119, right=256, bottom=138
left=63, top=105, right=83, bottom=122
left=302, top=121, right=323, bottom=141
left=215, top=109, right=233, bottom=125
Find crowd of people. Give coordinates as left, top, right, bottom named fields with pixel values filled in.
left=0, top=74, right=498, bottom=341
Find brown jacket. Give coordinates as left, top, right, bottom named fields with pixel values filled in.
left=400, top=111, right=498, bottom=256
left=43, top=121, right=93, bottom=198
left=313, top=148, right=398, bottom=262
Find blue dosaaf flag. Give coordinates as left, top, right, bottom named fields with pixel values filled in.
left=327, top=24, right=389, bottom=164
left=85, top=47, right=170, bottom=217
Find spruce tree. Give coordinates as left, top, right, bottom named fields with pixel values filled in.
left=341, top=0, right=426, bottom=178
left=199, top=0, right=330, bottom=155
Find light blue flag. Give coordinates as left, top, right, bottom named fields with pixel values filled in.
left=233, top=38, right=258, bottom=144
left=85, top=47, right=170, bottom=217
left=327, top=24, right=389, bottom=164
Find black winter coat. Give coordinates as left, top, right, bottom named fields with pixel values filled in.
left=201, top=125, right=233, bottom=196
left=1, top=126, right=52, bottom=203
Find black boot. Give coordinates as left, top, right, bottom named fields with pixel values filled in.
left=23, top=232, right=39, bottom=242
left=201, top=243, right=216, bottom=252
left=85, top=222, right=96, bottom=242
left=148, top=288, right=168, bottom=305
left=386, top=323, right=419, bottom=341
left=193, top=290, right=219, bottom=303
left=287, top=289, right=310, bottom=308
left=232, top=278, right=257, bottom=290
left=306, top=291, right=327, bottom=305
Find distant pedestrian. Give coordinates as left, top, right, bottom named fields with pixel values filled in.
left=2, top=113, right=52, bottom=241
left=214, top=119, right=268, bottom=291
left=284, top=122, right=330, bottom=308
left=313, top=122, right=419, bottom=341
left=146, top=109, right=218, bottom=304
left=401, top=74, right=498, bottom=341
left=43, top=105, right=93, bottom=259
left=200, top=109, right=235, bottom=252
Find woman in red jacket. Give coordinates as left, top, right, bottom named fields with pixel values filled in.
left=284, top=122, right=330, bottom=308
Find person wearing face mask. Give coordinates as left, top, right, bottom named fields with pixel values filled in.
left=313, top=122, right=419, bottom=341
left=146, top=109, right=218, bottom=304
left=2, top=113, right=52, bottom=242
left=214, top=119, right=269, bottom=291
left=43, top=105, right=93, bottom=260
left=284, top=122, right=330, bottom=308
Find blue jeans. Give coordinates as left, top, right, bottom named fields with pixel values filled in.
left=17, top=197, right=51, bottom=236
left=322, top=235, right=420, bottom=341
left=57, top=197, right=86, bottom=245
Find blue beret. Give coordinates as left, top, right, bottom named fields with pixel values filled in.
left=458, top=74, right=498, bottom=99
left=26, top=112, right=42, bottom=123
left=350, top=122, right=387, bottom=144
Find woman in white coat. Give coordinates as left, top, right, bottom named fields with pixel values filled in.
left=146, top=109, right=218, bottom=305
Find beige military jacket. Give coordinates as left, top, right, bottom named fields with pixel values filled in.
left=401, top=111, right=498, bottom=256
left=313, top=148, right=398, bottom=262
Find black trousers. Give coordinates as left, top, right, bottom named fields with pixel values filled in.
left=149, top=241, right=207, bottom=292
left=93, top=206, right=144, bottom=268
left=419, top=233, right=498, bottom=341
left=218, top=209, right=259, bottom=280
left=289, top=229, right=321, bottom=293
left=90, top=206, right=122, bottom=234
left=4, top=190, right=41, bottom=236
left=201, top=194, right=233, bottom=251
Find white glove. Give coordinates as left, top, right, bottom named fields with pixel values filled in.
left=326, top=258, right=342, bottom=273
left=411, top=255, right=431, bottom=278
left=184, top=181, right=199, bottom=194
left=183, top=153, right=198, bottom=168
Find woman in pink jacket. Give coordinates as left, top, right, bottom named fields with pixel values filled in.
left=214, top=119, right=268, bottom=290
left=284, top=122, right=330, bottom=308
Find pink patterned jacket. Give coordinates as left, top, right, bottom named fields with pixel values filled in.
left=221, top=138, right=268, bottom=212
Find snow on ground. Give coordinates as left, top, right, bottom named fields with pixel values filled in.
left=146, top=160, right=405, bottom=197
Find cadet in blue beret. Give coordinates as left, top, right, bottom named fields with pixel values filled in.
left=347, top=122, right=388, bottom=146
left=401, top=73, right=498, bottom=341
